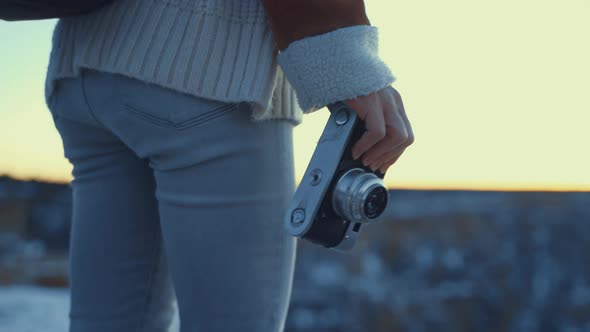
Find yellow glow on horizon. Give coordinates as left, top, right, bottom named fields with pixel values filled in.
left=1, top=1, right=590, bottom=191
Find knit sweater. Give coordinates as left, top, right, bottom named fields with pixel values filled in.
left=44, top=0, right=395, bottom=126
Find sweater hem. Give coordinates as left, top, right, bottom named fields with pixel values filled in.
left=44, top=0, right=304, bottom=126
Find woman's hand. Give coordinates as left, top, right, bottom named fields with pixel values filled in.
left=344, top=86, right=414, bottom=174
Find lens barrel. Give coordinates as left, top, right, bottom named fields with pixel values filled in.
left=331, top=168, right=388, bottom=222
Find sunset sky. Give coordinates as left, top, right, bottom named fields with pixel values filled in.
left=1, top=1, right=589, bottom=190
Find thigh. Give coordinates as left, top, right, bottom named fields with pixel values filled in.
left=79, top=69, right=298, bottom=331
left=155, top=118, right=297, bottom=332
left=48, top=78, right=176, bottom=332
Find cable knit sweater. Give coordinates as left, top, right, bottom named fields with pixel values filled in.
left=44, top=0, right=395, bottom=126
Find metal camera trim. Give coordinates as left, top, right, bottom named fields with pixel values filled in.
left=283, top=103, right=357, bottom=238
left=283, top=101, right=389, bottom=252
left=331, top=168, right=388, bottom=223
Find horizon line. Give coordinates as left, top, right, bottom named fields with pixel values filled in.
left=2, top=173, right=589, bottom=193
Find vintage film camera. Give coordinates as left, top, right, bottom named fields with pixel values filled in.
left=284, top=101, right=389, bottom=252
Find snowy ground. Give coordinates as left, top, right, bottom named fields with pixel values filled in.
left=0, top=286, right=69, bottom=332
left=0, top=286, right=179, bottom=332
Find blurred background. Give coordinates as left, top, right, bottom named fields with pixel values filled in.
left=1, top=0, right=589, bottom=331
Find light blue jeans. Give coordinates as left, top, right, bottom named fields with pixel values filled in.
left=46, top=69, right=298, bottom=332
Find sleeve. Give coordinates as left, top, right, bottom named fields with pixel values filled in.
left=261, top=0, right=396, bottom=113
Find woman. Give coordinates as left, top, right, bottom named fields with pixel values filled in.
left=44, top=0, right=414, bottom=331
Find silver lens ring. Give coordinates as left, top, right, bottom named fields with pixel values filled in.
left=331, top=168, right=388, bottom=222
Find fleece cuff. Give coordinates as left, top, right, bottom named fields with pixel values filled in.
left=277, top=25, right=396, bottom=113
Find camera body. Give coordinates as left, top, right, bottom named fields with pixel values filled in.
left=283, top=101, right=389, bottom=252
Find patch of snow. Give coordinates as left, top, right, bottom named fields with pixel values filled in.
left=0, top=286, right=180, bottom=332
left=0, top=286, right=69, bottom=332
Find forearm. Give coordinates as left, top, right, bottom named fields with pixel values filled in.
left=261, top=0, right=371, bottom=51
left=260, top=0, right=395, bottom=113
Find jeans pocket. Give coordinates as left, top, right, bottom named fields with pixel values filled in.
left=118, top=77, right=240, bottom=130
left=123, top=100, right=238, bottom=130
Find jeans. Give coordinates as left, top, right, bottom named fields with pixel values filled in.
left=46, top=69, right=298, bottom=332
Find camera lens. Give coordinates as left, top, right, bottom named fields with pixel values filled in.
left=331, top=168, right=389, bottom=223
left=363, top=186, right=388, bottom=219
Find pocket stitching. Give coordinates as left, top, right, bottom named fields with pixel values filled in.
left=122, top=102, right=238, bottom=130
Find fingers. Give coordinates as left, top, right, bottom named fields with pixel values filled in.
left=377, top=150, right=404, bottom=174
left=360, top=107, right=409, bottom=167
left=360, top=88, right=413, bottom=172
left=344, top=86, right=414, bottom=175
left=390, top=87, right=414, bottom=145
left=365, top=146, right=406, bottom=174
left=350, top=100, right=386, bottom=160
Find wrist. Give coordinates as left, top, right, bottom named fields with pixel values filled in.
left=278, top=25, right=395, bottom=113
